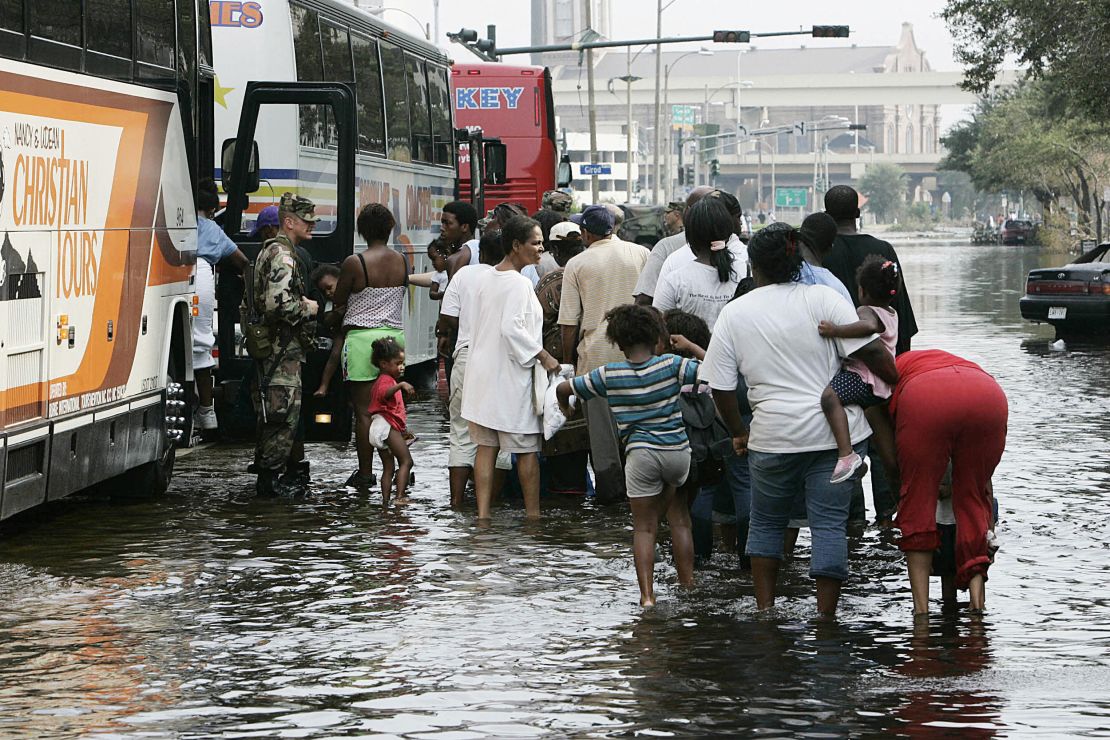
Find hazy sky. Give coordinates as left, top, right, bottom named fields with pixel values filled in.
left=366, top=0, right=959, bottom=70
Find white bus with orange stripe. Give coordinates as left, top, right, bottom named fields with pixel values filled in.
left=0, top=2, right=217, bottom=518
left=211, top=0, right=457, bottom=377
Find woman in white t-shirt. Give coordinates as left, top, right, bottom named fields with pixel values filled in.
left=699, top=225, right=898, bottom=618
left=461, top=215, right=561, bottom=520
left=652, top=196, right=739, bottom=330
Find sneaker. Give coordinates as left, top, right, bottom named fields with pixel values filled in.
left=345, top=470, right=377, bottom=488
left=194, top=405, right=218, bottom=430
left=830, top=453, right=866, bottom=484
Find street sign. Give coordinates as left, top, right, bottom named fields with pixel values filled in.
left=579, top=163, right=611, bottom=176
left=671, top=104, right=695, bottom=129
left=775, top=187, right=807, bottom=208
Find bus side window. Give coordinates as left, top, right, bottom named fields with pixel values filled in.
left=351, top=32, right=385, bottom=155
left=197, top=0, right=213, bottom=69
left=319, top=20, right=351, bottom=147
left=405, top=54, right=432, bottom=163
left=0, top=0, right=26, bottom=59
left=28, top=0, right=81, bottom=70
left=290, top=4, right=325, bottom=148
left=380, top=41, right=410, bottom=163
left=428, top=65, right=453, bottom=167
left=86, top=0, right=131, bottom=79
left=135, top=0, right=175, bottom=72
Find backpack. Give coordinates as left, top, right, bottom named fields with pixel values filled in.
left=679, top=381, right=734, bottom=487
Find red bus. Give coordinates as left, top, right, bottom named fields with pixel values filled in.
left=452, top=63, right=560, bottom=214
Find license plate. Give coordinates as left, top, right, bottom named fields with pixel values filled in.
left=1048, top=307, right=1067, bottom=319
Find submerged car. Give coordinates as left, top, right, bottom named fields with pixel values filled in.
left=1020, top=242, right=1110, bottom=332
left=1001, top=219, right=1035, bottom=245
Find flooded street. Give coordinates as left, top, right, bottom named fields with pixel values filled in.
left=1, top=241, right=1108, bottom=737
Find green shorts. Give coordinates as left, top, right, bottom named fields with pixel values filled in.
left=342, top=327, right=405, bottom=382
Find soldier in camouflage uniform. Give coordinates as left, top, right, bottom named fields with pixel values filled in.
left=247, top=193, right=319, bottom=496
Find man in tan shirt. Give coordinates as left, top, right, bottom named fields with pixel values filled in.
left=558, top=204, right=649, bottom=503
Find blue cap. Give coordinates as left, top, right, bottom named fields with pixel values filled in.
left=251, top=205, right=280, bottom=236
left=576, top=204, right=614, bottom=236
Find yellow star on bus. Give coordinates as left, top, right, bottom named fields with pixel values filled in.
left=214, top=76, right=234, bottom=109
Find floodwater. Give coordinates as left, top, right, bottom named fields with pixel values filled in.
left=1, top=240, right=1108, bottom=738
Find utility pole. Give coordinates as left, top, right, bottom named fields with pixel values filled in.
left=652, top=0, right=663, bottom=204
left=585, top=0, right=599, bottom=202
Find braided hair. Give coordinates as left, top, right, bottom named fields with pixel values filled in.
left=856, top=253, right=900, bottom=307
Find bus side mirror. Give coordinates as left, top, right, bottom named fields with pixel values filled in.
left=557, top=154, right=572, bottom=188
left=483, top=141, right=507, bottom=185
left=221, top=138, right=261, bottom=195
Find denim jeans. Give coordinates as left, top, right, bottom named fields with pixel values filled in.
left=746, top=441, right=868, bottom=581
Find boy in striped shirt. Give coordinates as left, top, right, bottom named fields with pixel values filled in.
left=557, top=304, right=700, bottom=607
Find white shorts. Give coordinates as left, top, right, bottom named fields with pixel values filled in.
left=468, top=422, right=542, bottom=455
left=191, top=259, right=216, bottom=370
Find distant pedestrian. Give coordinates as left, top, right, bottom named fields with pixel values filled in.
left=558, top=204, right=649, bottom=503
left=557, top=304, right=698, bottom=607
left=462, top=215, right=560, bottom=520
left=366, top=337, right=415, bottom=506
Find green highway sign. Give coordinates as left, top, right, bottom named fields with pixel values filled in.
left=775, top=187, right=807, bottom=208
left=671, top=104, right=696, bottom=128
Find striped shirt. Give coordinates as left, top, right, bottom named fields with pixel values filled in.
left=571, top=354, right=700, bottom=452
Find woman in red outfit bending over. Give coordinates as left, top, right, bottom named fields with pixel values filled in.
left=367, top=337, right=414, bottom=505
left=891, top=349, right=1007, bottom=617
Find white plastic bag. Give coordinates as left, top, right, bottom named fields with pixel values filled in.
left=368, top=414, right=391, bottom=450
left=542, top=364, right=576, bottom=440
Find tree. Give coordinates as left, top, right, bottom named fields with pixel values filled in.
left=943, top=1, right=1110, bottom=119
left=939, top=82, right=1110, bottom=239
left=859, top=162, right=907, bottom=223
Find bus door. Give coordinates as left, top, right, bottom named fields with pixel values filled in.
left=219, top=81, right=356, bottom=443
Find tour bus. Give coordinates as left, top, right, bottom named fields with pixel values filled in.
left=0, top=0, right=214, bottom=519
left=452, top=63, right=561, bottom=214
left=210, top=0, right=465, bottom=439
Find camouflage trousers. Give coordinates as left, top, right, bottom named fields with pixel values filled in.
left=252, top=356, right=302, bottom=472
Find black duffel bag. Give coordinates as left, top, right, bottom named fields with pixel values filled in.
left=679, top=381, right=734, bottom=487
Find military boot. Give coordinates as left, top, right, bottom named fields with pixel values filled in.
left=256, top=468, right=279, bottom=497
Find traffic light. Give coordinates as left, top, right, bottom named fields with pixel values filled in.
left=678, top=166, right=686, bottom=186
left=448, top=27, right=498, bottom=61
left=812, top=25, right=850, bottom=38
left=710, top=159, right=720, bottom=178
left=712, top=30, right=750, bottom=43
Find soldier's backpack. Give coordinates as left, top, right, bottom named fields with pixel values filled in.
left=241, top=263, right=273, bottom=360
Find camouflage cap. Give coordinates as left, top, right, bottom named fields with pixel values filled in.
left=278, top=192, right=320, bottom=222
left=541, top=189, right=573, bottom=212
left=665, top=201, right=685, bottom=213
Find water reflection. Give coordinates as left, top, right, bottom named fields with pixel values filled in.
left=0, top=242, right=1108, bottom=736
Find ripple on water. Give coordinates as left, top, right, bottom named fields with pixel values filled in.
left=0, top=243, right=1108, bottom=736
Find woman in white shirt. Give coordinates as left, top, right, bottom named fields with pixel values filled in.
left=699, top=225, right=898, bottom=618
left=652, top=196, right=739, bottom=330
left=461, top=216, right=560, bottom=520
